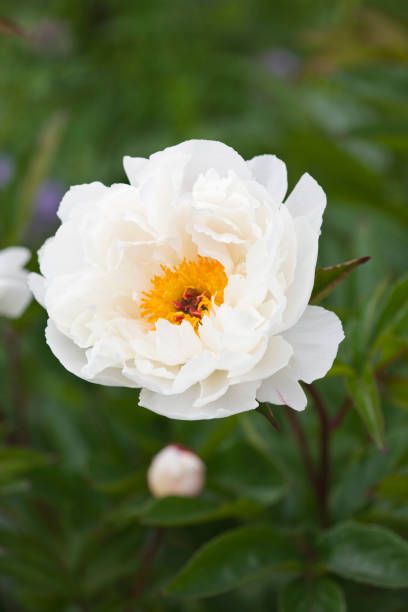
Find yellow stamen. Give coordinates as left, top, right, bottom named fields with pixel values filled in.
left=140, top=256, right=227, bottom=330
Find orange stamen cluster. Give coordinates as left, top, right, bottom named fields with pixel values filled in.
left=140, top=256, right=227, bottom=330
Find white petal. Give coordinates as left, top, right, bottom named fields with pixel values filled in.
left=38, top=222, right=84, bottom=279
left=158, top=139, right=251, bottom=188
left=283, top=305, right=344, bottom=383
left=257, top=306, right=344, bottom=412
left=195, top=380, right=259, bottom=417
left=154, top=319, right=201, bottom=366
left=273, top=217, right=319, bottom=333
left=257, top=369, right=307, bottom=411
left=123, top=156, right=148, bottom=185
left=285, top=173, right=326, bottom=234
left=247, top=154, right=287, bottom=202
left=57, top=182, right=108, bottom=222
left=234, top=335, right=293, bottom=383
left=0, top=247, right=31, bottom=272
left=172, top=351, right=218, bottom=394
left=28, top=272, right=46, bottom=307
left=219, top=337, right=268, bottom=379
left=195, top=371, right=229, bottom=407
left=139, top=385, right=200, bottom=419
left=46, top=319, right=87, bottom=377
left=0, top=278, right=31, bottom=318
left=140, top=380, right=259, bottom=420
left=45, top=320, right=134, bottom=387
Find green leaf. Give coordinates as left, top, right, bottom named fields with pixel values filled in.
left=376, top=473, right=408, bottom=503
left=279, top=578, right=346, bottom=612
left=311, top=256, right=370, bottom=304
left=319, top=521, right=408, bottom=588
left=388, top=377, right=408, bottom=410
left=330, top=429, right=407, bottom=520
left=347, top=367, right=384, bottom=449
left=208, top=440, right=287, bottom=505
left=0, top=448, right=50, bottom=486
left=167, top=525, right=300, bottom=598
left=143, top=496, right=265, bottom=526
left=116, top=495, right=262, bottom=528
left=371, top=275, right=408, bottom=345
left=9, top=111, right=67, bottom=244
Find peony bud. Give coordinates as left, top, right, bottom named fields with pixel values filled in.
left=147, top=445, right=205, bottom=498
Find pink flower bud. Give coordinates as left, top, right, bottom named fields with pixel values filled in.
left=147, top=445, right=205, bottom=498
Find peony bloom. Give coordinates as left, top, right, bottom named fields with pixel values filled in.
left=0, top=247, right=32, bottom=318
left=147, top=445, right=205, bottom=498
left=30, top=140, right=344, bottom=419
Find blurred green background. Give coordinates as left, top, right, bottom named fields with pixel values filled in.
left=0, top=1, right=407, bottom=611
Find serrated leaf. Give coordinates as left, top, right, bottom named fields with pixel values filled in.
left=319, top=522, right=408, bottom=588
left=167, top=525, right=300, bottom=598
left=279, top=578, right=346, bottom=612
left=347, top=368, right=384, bottom=449
left=311, top=256, right=370, bottom=304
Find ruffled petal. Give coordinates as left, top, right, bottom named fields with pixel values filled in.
left=285, top=173, right=326, bottom=234
left=38, top=222, right=85, bottom=279
left=140, top=380, right=259, bottom=420
left=247, top=154, right=287, bottom=202
left=28, top=272, right=46, bottom=307
left=45, top=320, right=134, bottom=387
left=273, top=217, right=319, bottom=333
left=123, top=156, right=148, bottom=185
left=233, top=335, right=292, bottom=383
left=150, top=140, right=251, bottom=190
left=57, top=182, right=108, bottom=222
left=257, top=369, right=307, bottom=411
left=257, top=306, right=344, bottom=412
left=283, top=305, right=344, bottom=383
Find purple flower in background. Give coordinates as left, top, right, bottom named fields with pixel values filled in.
left=35, top=180, right=66, bottom=224
left=0, top=154, right=15, bottom=190
left=260, top=48, right=301, bottom=81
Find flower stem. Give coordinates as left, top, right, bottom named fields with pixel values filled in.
left=130, top=527, right=163, bottom=604
left=286, top=410, right=318, bottom=496
left=306, top=384, right=330, bottom=527
left=330, top=396, right=352, bottom=430
left=4, top=324, right=29, bottom=445
left=257, top=403, right=281, bottom=431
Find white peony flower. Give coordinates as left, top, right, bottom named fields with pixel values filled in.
left=30, top=140, right=344, bottom=419
left=0, top=247, right=32, bottom=318
left=147, top=445, right=205, bottom=498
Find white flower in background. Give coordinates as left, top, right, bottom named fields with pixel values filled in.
left=147, top=445, right=205, bottom=498
left=0, top=247, right=32, bottom=318
left=30, top=139, right=344, bottom=419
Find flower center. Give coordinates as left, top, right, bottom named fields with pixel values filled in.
left=140, top=256, right=227, bottom=330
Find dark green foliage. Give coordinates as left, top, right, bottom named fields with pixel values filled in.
left=0, top=1, right=407, bottom=610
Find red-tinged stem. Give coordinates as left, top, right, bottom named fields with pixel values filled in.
left=4, top=324, right=28, bottom=445
left=130, top=528, right=163, bottom=604
left=330, top=396, right=352, bottom=431
left=257, top=403, right=281, bottom=431
left=306, top=384, right=330, bottom=527
left=286, top=410, right=319, bottom=496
